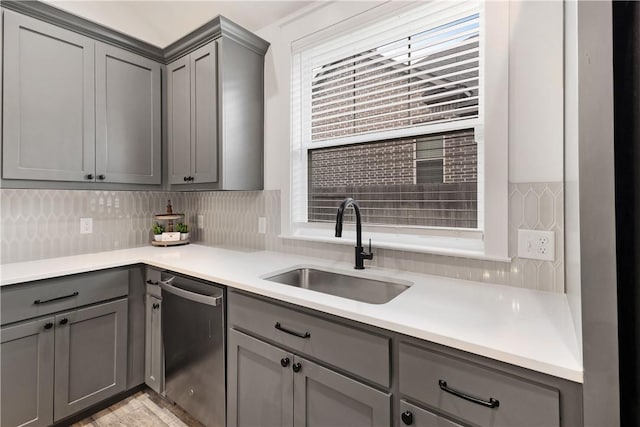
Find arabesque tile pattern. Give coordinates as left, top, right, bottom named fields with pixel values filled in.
left=0, top=183, right=563, bottom=292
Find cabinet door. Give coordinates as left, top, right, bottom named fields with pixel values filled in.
left=190, top=42, right=218, bottom=184
left=1, top=317, right=55, bottom=427
left=2, top=11, right=95, bottom=182
left=95, top=42, right=161, bottom=184
left=53, top=298, right=128, bottom=421
left=227, top=329, right=294, bottom=427
left=293, top=356, right=391, bottom=427
left=399, top=400, right=463, bottom=427
left=167, top=56, right=192, bottom=184
left=144, top=294, right=163, bottom=393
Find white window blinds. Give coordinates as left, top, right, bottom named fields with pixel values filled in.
left=291, top=1, right=483, bottom=230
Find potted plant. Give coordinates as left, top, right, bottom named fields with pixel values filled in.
left=176, top=222, right=189, bottom=240
left=152, top=223, right=165, bottom=241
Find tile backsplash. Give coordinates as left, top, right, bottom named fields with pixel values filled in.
left=0, top=183, right=564, bottom=292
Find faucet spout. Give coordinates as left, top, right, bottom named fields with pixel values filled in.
left=334, top=198, right=372, bottom=269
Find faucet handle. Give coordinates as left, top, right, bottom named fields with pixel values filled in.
left=363, top=238, right=374, bottom=261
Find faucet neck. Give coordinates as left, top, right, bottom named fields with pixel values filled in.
left=335, top=198, right=363, bottom=247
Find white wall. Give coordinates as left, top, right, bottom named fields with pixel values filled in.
left=508, top=0, right=564, bottom=183
left=258, top=0, right=565, bottom=194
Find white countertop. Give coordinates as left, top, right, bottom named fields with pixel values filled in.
left=0, top=244, right=583, bottom=383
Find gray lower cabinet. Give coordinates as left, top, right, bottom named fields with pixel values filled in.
left=95, top=42, right=161, bottom=185
left=398, top=342, right=561, bottom=427
left=0, top=269, right=131, bottom=426
left=2, top=10, right=95, bottom=182
left=0, top=317, right=55, bottom=427
left=227, top=329, right=293, bottom=427
left=399, top=401, right=462, bottom=427
left=53, top=298, right=128, bottom=421
left=293, top=356, right=391, bottom=427
left=144, top=294, right=163, bottom=393
left=227, top=329, right=391, bottom=427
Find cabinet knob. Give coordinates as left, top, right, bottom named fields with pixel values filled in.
left=292, top=362, right=302, bottom=373
left=153, top=303, right=160, bottom=309
left=86, top=174, right=94, bottom=180
left=401, top=411, right=413, bottom=425
left=280, top=357, right=290, bottom=367
left=59, top=318, right=69, bottom=325
left=44, top=322, right=53, bottom=330
left=189, top=176, right=194, bottom=182
left=98, top=174, right=106, bottom=180
left=184, top=176, right=188, bottom=182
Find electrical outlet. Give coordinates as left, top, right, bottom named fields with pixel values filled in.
left=258, top=217, right=266, bottom=234
left=517, top=229, right=555, bottom=261
left=80, top=217, right=93, bottom=234
left=197, top=215, right=204, bottom=229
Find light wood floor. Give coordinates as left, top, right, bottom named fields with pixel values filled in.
left=71, top=390, right=204, bottom=427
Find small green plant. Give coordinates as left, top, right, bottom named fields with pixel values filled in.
left=176, top=223, right=189, bottom=233
left=152, top=223, right=165, bottom=235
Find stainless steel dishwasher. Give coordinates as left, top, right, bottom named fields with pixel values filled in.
left=159, top=272, right=225, bottom=427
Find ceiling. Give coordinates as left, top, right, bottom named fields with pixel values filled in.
left=43, top=1, right=315, bottom=48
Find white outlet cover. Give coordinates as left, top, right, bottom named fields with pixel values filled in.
left=80, top=217, right=93, bottom=234
left=517, top=229, right=555, bottom=261
left=197, top=215, right=204, bottom=229
left=258, top=217, right=266, bottom=234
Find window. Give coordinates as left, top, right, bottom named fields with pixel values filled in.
left=290, top=1, right=508, bottom=257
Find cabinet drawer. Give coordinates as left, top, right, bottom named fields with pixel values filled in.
left=228, top=291, right=390, bottom=387
left=399, top=342, right=560, bottom=427
left=1, top=269, right=129, bottom=325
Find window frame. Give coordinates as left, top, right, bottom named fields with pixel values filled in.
left=286, top=1, right=509, bottom=260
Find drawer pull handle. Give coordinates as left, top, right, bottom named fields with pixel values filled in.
left=59, top=318, right=69, bottom=325
left=34, top=291, right=79, bottom=305
left=275, top=322, right=310, bottom=339
left=44, top=322, right=53, bottom=330
left=438, top=379, right=500, bottom=409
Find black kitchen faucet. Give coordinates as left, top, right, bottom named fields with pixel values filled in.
left=335, top=198, right=373, bottom=269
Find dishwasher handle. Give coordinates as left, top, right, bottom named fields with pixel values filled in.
left=159, top=277, right=223, bottom=307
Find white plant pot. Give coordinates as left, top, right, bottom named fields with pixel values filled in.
left=154, top=234, right=162, bottom=241
left=181, top=233, right=189, bottom=240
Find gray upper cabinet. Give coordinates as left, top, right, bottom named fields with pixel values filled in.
left=95, top=42, right=161, bottom=185
left=2, top=9, right=162, bottom=187
left=53, top=298, right=128, bottom=421
left=168, top=42, right=219, bottom=185
left=2, top=10, right=95, bottom=182
left=1, top=316, right=55, bottom=427
left=191, top=43, right=218, bottom=184
left=2, top=7, right=268, bottom=190
left=167, top=22, right=268, bottom=191
left=217, top=37, right=265, bottom=190
left=167, top=55, right=194, bottom=184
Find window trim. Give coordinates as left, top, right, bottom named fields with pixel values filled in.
left=285, top=1, right=509, bottom=260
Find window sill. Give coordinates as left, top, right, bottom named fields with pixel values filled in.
left=279, top=230, right=512, bottom=263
